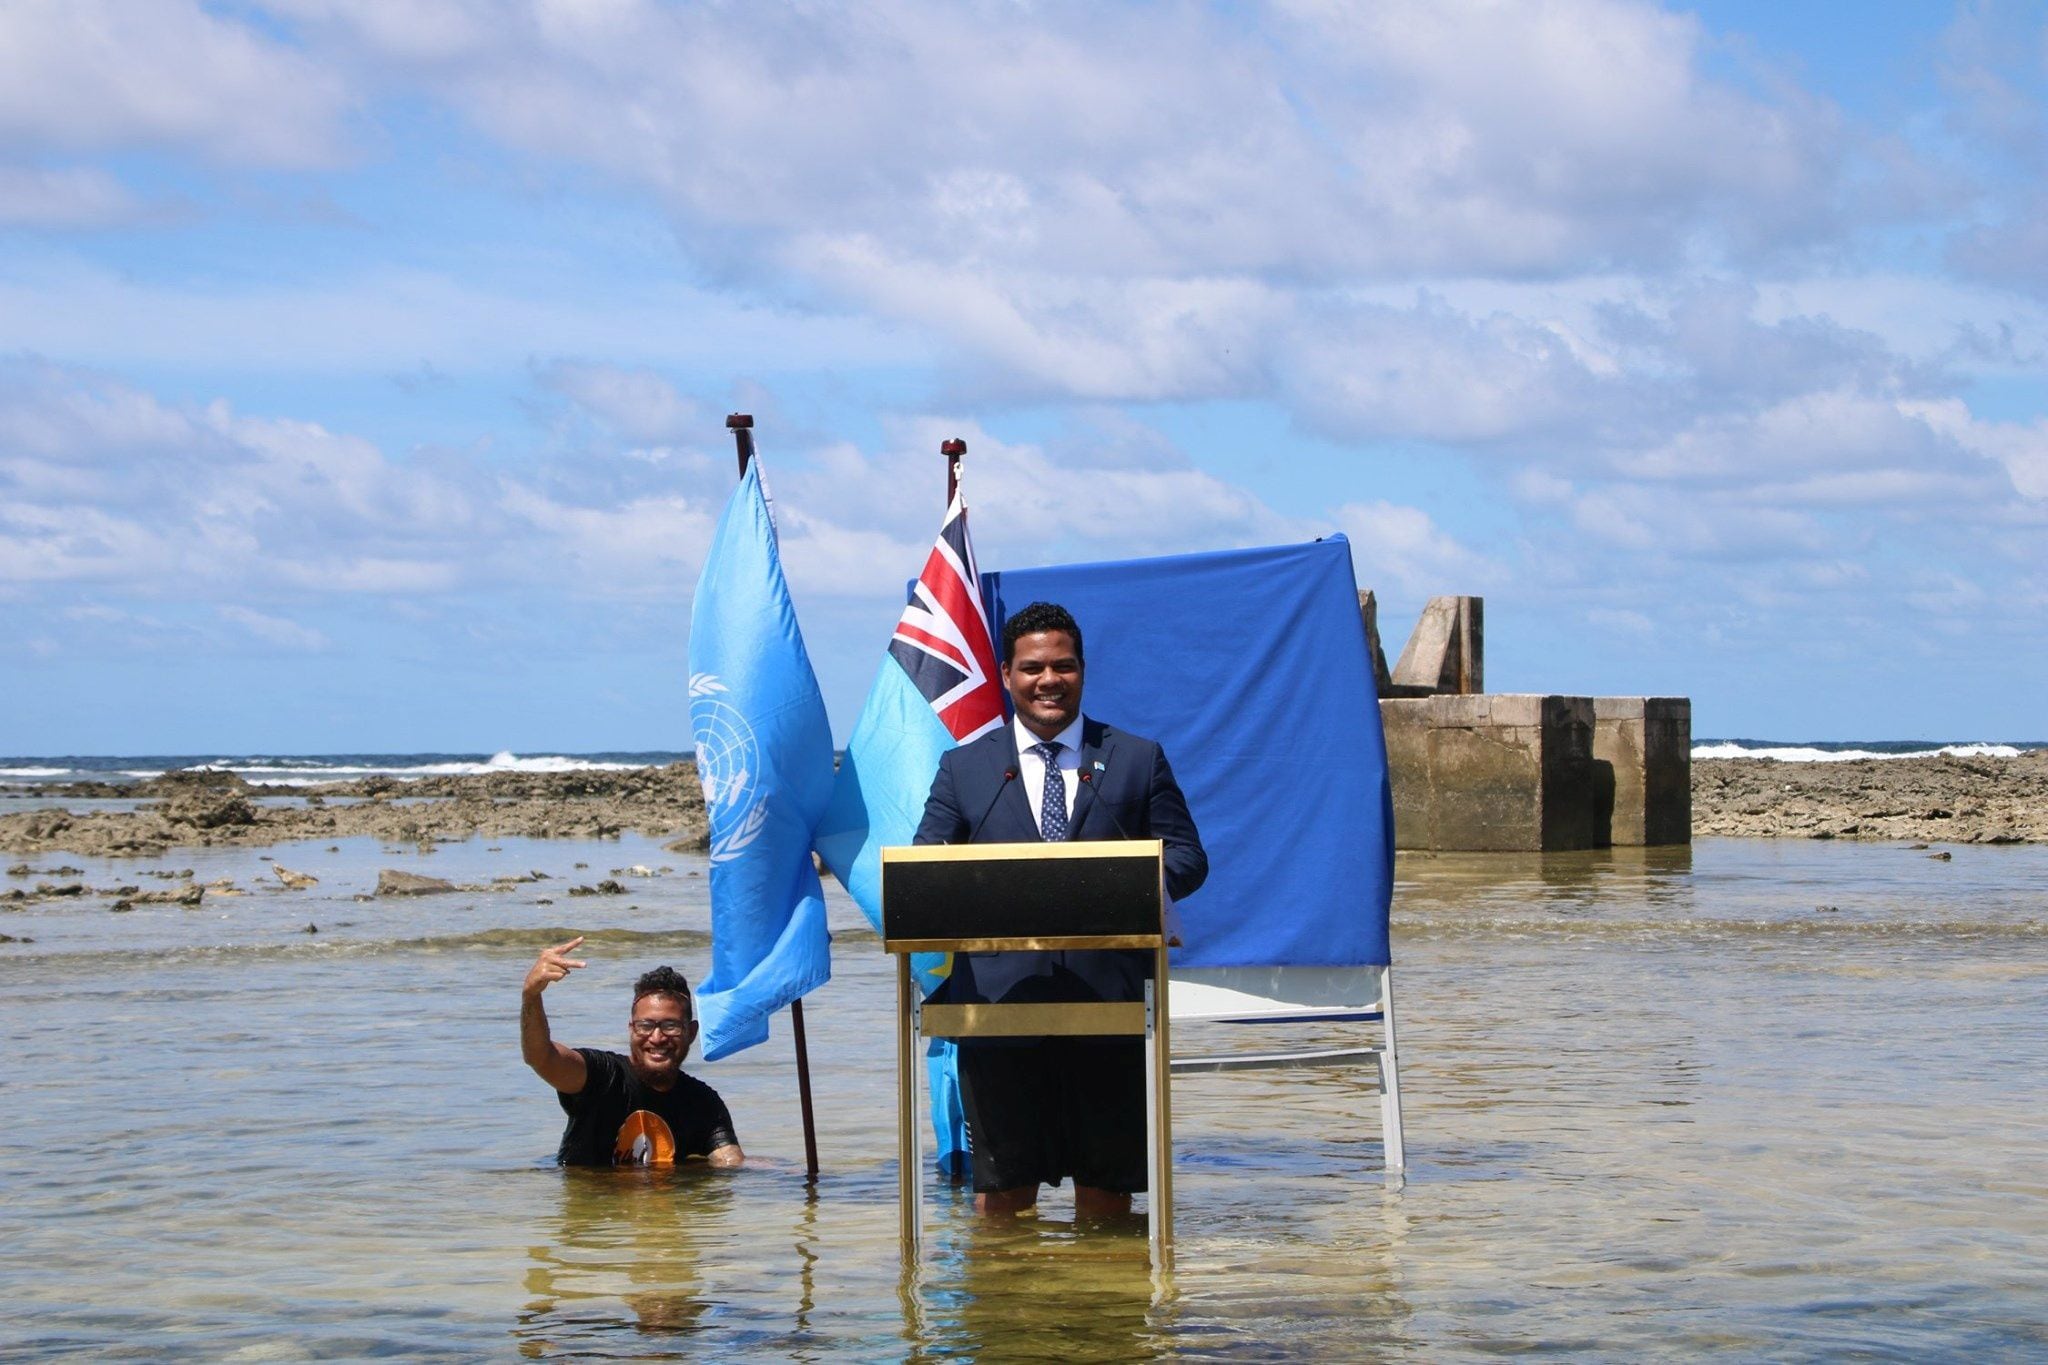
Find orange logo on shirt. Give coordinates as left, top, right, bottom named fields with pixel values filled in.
left=614, top=1110, right=677, bottom=1165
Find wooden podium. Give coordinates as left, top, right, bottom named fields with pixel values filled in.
left=881, top=839, right=1173, bottom=1264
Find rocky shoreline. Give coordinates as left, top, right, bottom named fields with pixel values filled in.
left=3, top=750, right=2045, bottom=861
left=0, top=764, right=710, bottom=858
left=1690, top=751, right=2048, bottom=844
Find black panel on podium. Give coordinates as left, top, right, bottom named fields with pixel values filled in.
left=882, top=840, right=1164, bottom=951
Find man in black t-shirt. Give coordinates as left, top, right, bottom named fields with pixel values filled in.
left=521, top=937, right=743, bottom=1168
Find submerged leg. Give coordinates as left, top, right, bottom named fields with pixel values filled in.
left=975, top=1185, right=1040, bottom=1215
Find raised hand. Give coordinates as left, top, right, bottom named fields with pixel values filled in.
left=523, top=935, right=587, bottom=997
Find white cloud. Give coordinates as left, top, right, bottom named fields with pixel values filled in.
left=0, top=0, right=352, bottom=167
left=263, top=0, right=1861, bottom=291
left=2, top=0, right=2044, bottom=741
left=1331, top=499, right=1500, bottom=599
left=261, top=0, right=507, bottom=66
left=0, top=360, right=715, bottom=603
left=1757, top=273, right=2048, bottom=373
left=1269, top=0, right=1850, bottom=270
left=1279, top=294, right=1608, bottom=444
left=773, top=511, right=927, bottom=602
left=1936, top=5, right=2048, bottom=168
left=0, top=362, right=1344, bottom=627
left=1513, top=468, right=1577, bottom=505
left=791, top=241, right=1277, bottom=402
left=844, top=418, right=1310, bottom=568
left=538, top=361, right=701, bottom=445
left=1587, top=607, right=1654, bottom=636
left=494, top=485, right=715, bottom=594
left=1902, top=570, right=1989, bottom=615
left=0, top=164, right=144, bottom=228
left=0, top=253, right=919, bottom=375
left=219, top=605, right=330, bottom=651
left=1902, top=397, right=2048, bottom=500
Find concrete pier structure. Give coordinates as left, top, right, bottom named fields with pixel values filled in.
left=1369, top=595, right=1693, bottom=850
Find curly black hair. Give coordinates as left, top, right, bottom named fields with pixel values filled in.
left=632, top=965, right=694, bottom=1018
left=1000, top=601, right=1083, bottom=662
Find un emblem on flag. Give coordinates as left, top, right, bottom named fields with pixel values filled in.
left=689, top=673, right=769, bottom=863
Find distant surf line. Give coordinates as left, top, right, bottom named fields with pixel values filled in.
left=0, top=750, right=693, bottom=785
left=5, top=739, right=2045, bottom=785
left=1694, top=739, right=2045, bottom=762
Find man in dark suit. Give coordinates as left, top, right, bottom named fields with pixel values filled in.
left=914, top=600, right=1207, bottom=1217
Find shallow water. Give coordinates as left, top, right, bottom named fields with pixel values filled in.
left=3, top=836, right=2044, bottom=1359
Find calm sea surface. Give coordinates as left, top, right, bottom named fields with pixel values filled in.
left=3, top=834, right=2043, bottom=1360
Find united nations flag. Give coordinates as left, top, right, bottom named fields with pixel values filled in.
left=686, top=459, right=835, bottom=1061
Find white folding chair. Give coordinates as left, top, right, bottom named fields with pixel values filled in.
left=1169, top=963, right=1406, bottom=1173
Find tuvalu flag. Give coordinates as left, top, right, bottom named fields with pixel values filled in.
left=814, top=488, right=1002, bottom=1174
left=687, top=459, right=836, bottom=1062
left=814, top=488, right=1003, bottom=924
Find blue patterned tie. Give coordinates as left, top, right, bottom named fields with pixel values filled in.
left=1032, top=741, right=1068, bottom=841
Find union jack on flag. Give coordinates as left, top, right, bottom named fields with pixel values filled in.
left=888, top=493, right=1004, bottom=742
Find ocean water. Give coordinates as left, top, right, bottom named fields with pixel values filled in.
left=3, top=738, right=2045, bottom=791
left=3, top=832, right=2043, bottom=1359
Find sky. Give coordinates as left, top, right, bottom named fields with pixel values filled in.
left=3, top=0, right=2046, bottom=754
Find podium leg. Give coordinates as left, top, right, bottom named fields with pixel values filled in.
left=897, top=953, right=920, bottom=1261
left=1146, top=949, right=1173, bottom=1268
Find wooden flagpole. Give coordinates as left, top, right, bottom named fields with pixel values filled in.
left=725, top=411, right=821, bottom=1184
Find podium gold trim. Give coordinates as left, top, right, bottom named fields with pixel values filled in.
left=882, top=840, right=1162, bottom=864
left=884, top=934, right=1160, bottom=954
left=920, top=1001, right=1147, bottom=1038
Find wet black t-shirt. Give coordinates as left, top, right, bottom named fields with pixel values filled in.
left=555, top=1048, right=738, bottom=1167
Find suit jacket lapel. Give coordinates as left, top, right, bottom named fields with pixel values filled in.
left=997, top=726, right=1040, bottom=840
left=1070, top=718, right=1108, bottom=836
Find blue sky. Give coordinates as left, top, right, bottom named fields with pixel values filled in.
left=3, top=0, right=2045, bottom=753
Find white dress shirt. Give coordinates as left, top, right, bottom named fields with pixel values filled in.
left=1013, top=713, right=1083, bottom=829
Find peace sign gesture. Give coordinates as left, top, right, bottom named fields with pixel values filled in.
left=523, top=935, right=587, bottom=997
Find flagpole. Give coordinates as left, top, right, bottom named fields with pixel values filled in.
left=939, top=434, right=967, bottom=1187
left=726, top=410, right=822, bottom=1186
left=942, top=437, right=965, bottom=505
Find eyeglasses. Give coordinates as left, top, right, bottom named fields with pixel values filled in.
left=630, top=1020, right=690, bottom=1037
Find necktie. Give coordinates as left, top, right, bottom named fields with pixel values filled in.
left=1032, top=741, right=1068, bottom=841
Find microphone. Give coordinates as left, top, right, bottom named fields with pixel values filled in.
left=1077, top=769, right=1135, bottom=840
left=966, top=768, right=1017, bottom=843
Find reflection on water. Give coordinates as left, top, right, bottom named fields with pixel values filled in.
left=910, top=1213, right=1164, bottom=1361
left=2, top=834, right=2045, bottom=1358
left=516, top=1168, right=735, bottom=1352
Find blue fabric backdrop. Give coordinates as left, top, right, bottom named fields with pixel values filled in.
left=987, top=536, right=1393, bottom=967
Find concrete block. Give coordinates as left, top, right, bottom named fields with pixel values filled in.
left=1391, top=600, right=1456, bottom=692
left=1594, top=697, right=1691, bottom=845
left=1390, top=596, right=1483, bottom=695
left=1436, top=692, right=1490, bottom=727
left=1356, top=591, right=1394, bottom=695
left=1380, top=693, right=1607, bottom=851
left=1485, top=693, right=1546, bottom=728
